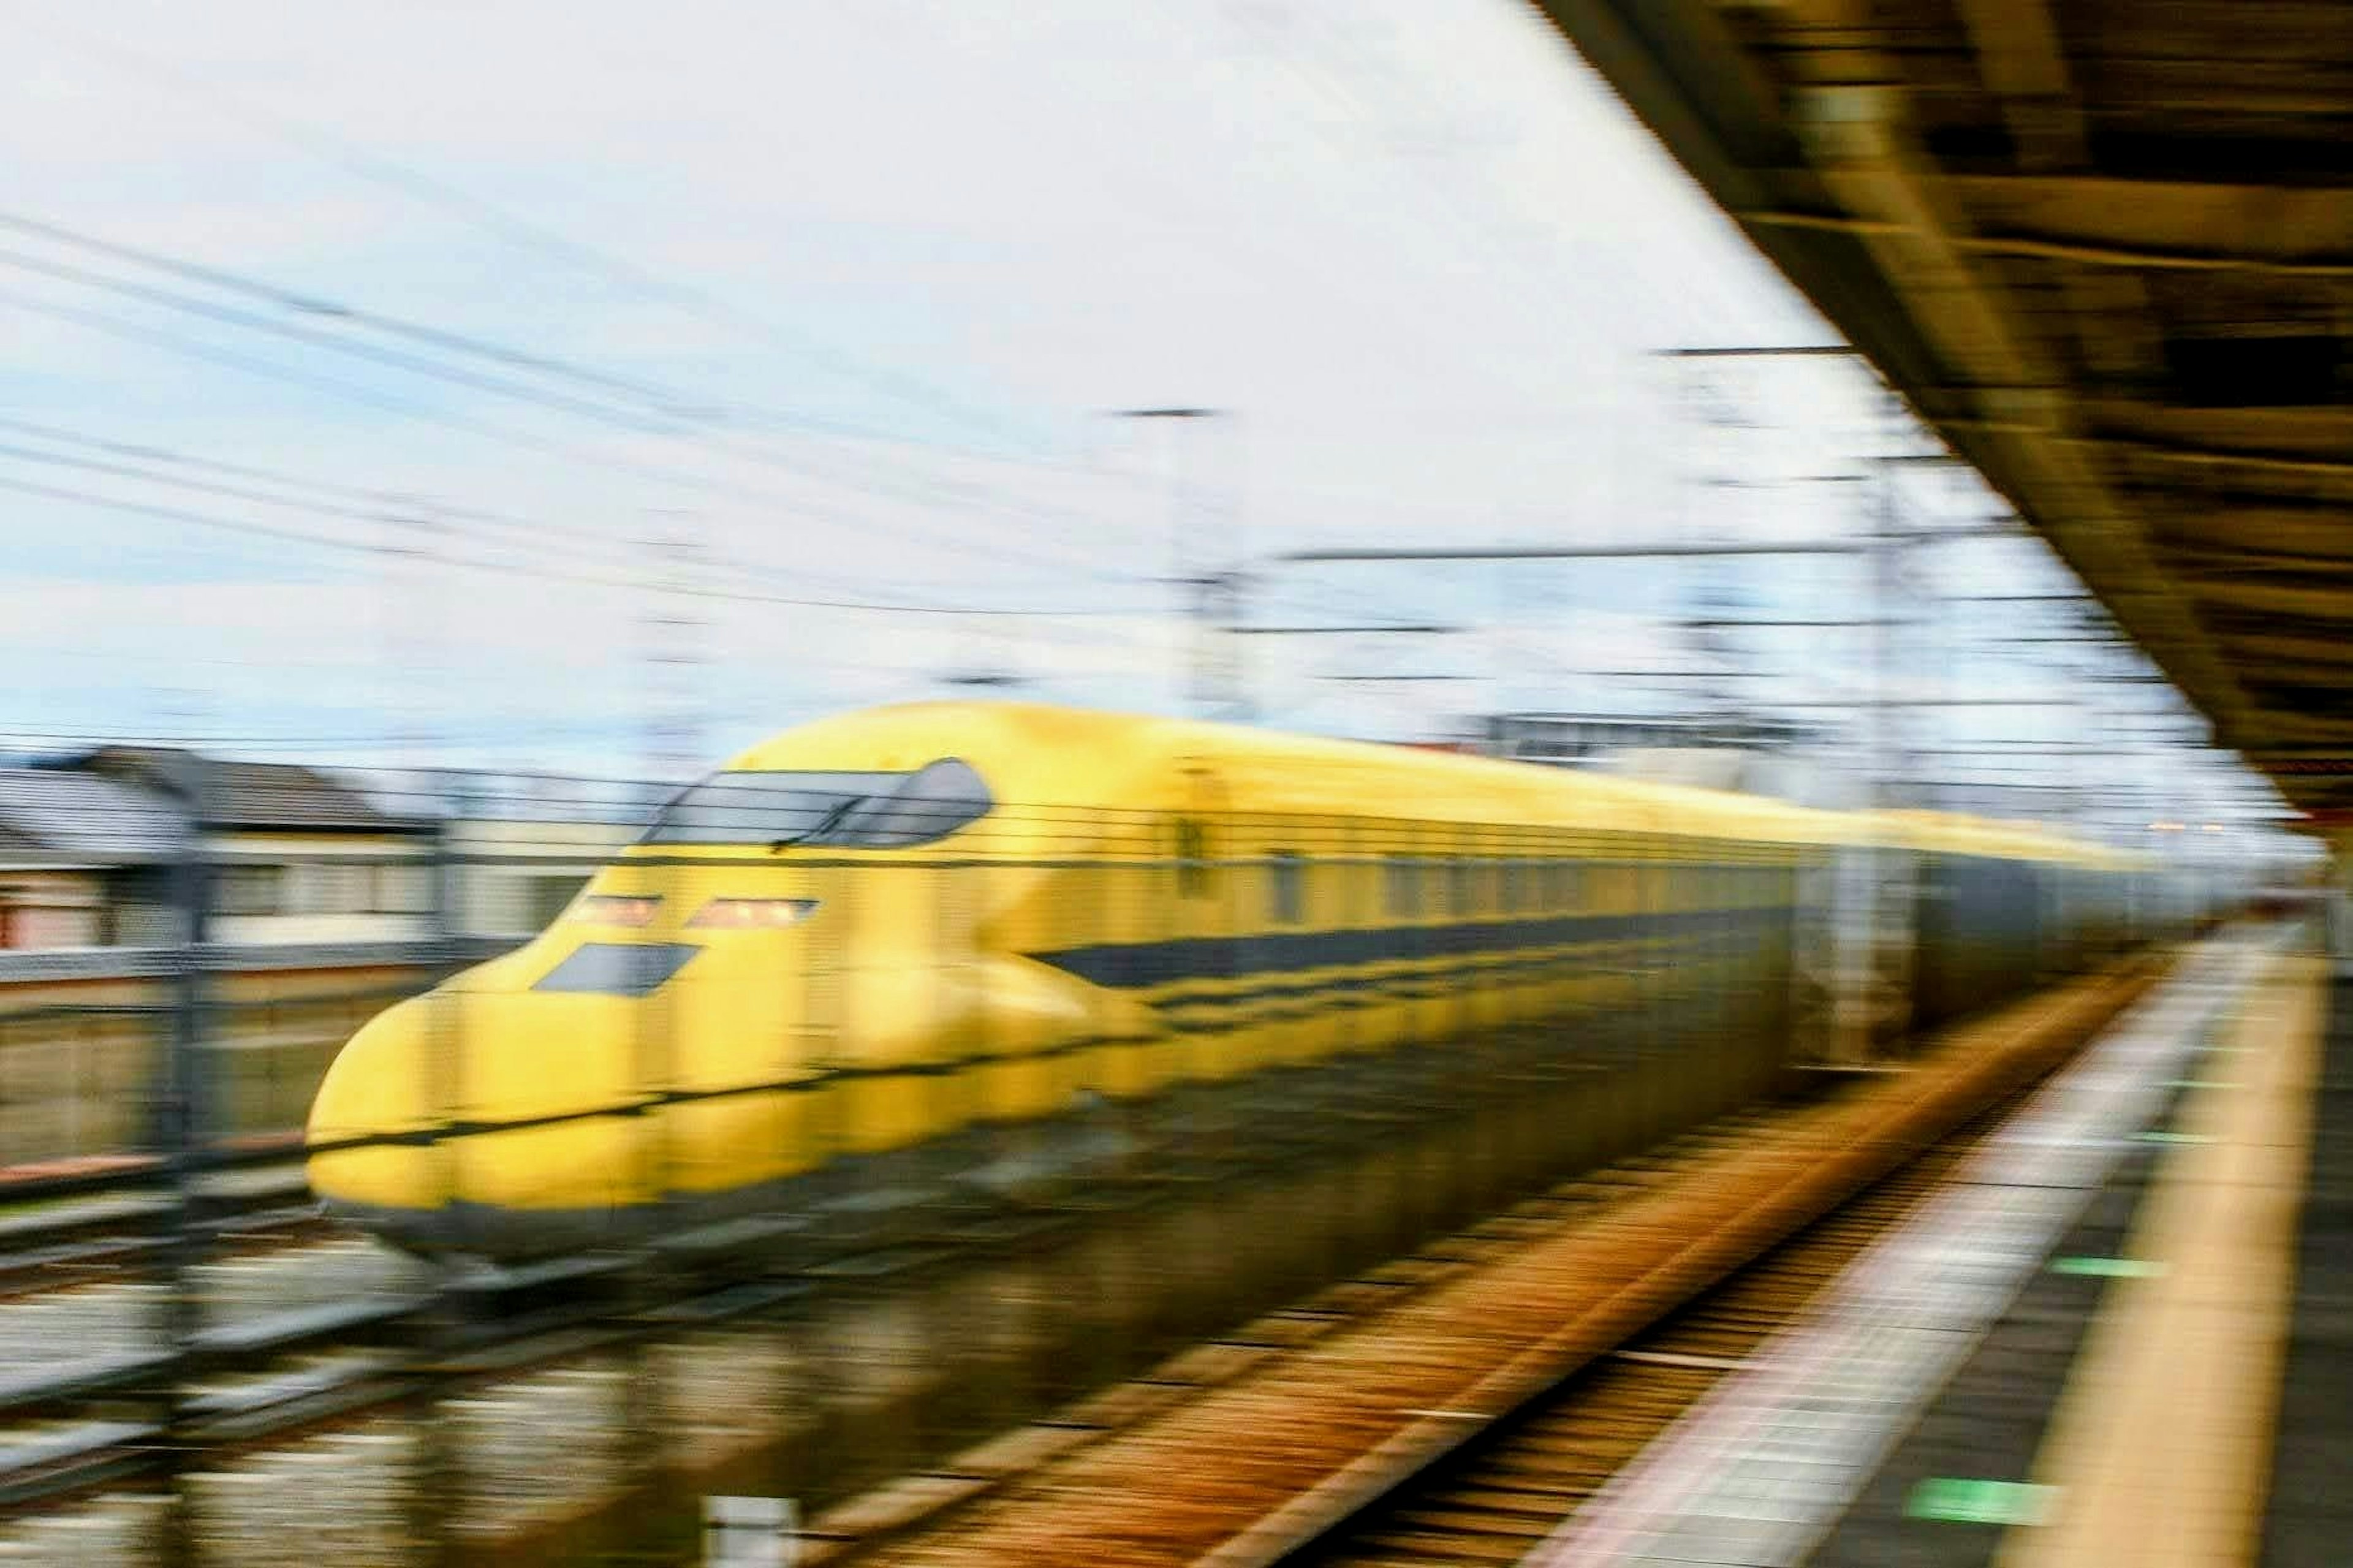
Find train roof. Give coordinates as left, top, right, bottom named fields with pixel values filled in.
left=716, top=703, right=2176, bottom=871
left=1872, top=809, right=2147, bottom=870
left=725, top=701, right=1847, bottom=848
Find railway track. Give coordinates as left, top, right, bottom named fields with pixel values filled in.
left=814, top=1117, right=2018, bottom=1568
left=0, top=940, right=2242, bottom=1562
left=0, top=1094, right=1806, bottom=1541
left=0, top=1161, right=325, bottom=1303
left=0, top=1014, right=1817, bottom=1528
left=792, top=1113, right=1795, bottom=1568
left=1284, top=1104, right=2009, bottom=1566
left=828, top=949, right=2222, bottom=1568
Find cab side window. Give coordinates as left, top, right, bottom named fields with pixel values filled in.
left=1269, top=850, right=1306, bottom=925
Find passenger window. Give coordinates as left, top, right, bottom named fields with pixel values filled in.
left=1501, top=860, right=1526, bottom=914
left=1269, top=851, right=1306, bottom=925
left=1447, top=859, right=1472, bottom=917
left=1175, top=819, right=1211, bottom=899
left=1385, top=855, right=1420, bottom=918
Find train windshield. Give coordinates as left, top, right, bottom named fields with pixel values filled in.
left=640, top=759, right=992, bottom=849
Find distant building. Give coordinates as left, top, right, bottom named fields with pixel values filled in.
left=0, top=770, right=185, bottom=947
left=1469, top=711, right=1864, bottom=808
left=1481, top=711, right=1827, bottom=767
left=30, top=748, right=438, bottom=945
left=0, top=749, right=679, bottom=950
left=391, top=770, right=654, bottom=939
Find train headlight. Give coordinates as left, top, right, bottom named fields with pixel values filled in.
left=686, top=897, right=820, bottom=929
left=569, top=895, right=661, bottom=927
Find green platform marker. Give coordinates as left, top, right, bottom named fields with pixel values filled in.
left=2165, top=1079, right=2236, bottom=1091
left=2139, top=1129, right=2210, bottom=1145
left=1905, top=1478, right=2059, bottom=1526
left=2050, top=1256, right=2167, bottom=1279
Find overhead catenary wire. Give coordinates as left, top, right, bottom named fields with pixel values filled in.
left=0, top=208, right=1132, bottom=556
left=0, top=470, right=1155, bottom=622
left=5, top=15, right=2260, bottom=813
left=0, top=233, right=691, bottom=434
left=0, top=15, right=1029, bottom=452
left=8, top=9, right=1748, bottom=668
left=0, top=259, right=1126, bottom=586
left=10, top=8, right=1806, bottom=567
left=0, top=420, right=1146, bottom=604
left=0, top=413, right=532, bottom=534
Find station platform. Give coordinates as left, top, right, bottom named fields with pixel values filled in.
left=1541, top=926, right=2341, bottom=1567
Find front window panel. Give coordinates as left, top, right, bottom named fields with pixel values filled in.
left=640, top=759, right=991, bottom=849
left=836, top=759, right=993, bottom=848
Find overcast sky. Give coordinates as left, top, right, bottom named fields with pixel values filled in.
left=2, top=0, right=2203, bottom=805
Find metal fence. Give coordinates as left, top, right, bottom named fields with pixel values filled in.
left=0, top=774, right=1999, bottom=1563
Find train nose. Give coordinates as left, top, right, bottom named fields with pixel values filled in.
left=306, top=990, right=646, bottom=1255
left=306, top=997, right=441, bottom=1214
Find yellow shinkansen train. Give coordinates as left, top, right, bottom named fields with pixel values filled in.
left=306, top=702, right=2213, bottom=1257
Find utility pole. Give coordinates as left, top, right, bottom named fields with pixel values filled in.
left=1676, top=356, right=1750, bottom=737
left=626, top=509, right=705, bottom=1526
left=1845, top=421, right=1913, bottom=1062
left=1113, top=407, right=1247, bottom=722
left=379, top=498, right=445, bottom=817
left=375, top=496, right=461, bottom=1561
left=154, top=744, right=210, bottom=1568
left=640, top=512, right=707, bottom=808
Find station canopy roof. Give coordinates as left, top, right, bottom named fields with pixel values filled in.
left=1535, top=1, right=2353, bottom=814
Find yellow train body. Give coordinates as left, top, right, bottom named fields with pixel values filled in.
left=304, top=701, right=2166, bottom=1255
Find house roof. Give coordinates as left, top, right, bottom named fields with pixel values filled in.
left=37, top=748, right=433, bottom=835
left=0, top=770, right=187, bottom=864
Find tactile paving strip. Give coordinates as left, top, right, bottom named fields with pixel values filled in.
left=1531, top=934, right=2285, bottom=1568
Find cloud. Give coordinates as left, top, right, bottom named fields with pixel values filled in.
left=6, top=0, right=2118, bottom=795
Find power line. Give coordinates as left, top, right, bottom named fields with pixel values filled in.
left=0, top=278, right=1121, bottom=586
left=0, top=414, right=518, bottom=530
left=0, top=223, right=688, bottom=430
left=0, top=470, right=1149, bottom=619
left=7, top=17, right=1031, bottom=452
left=0, top=419, right=1139, bottom=604
left=0, top=248, right=1116, bottom=575
left=1218, top=3, right=1767, bottom=368
left=0, top=210, right=1110, bottom=559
